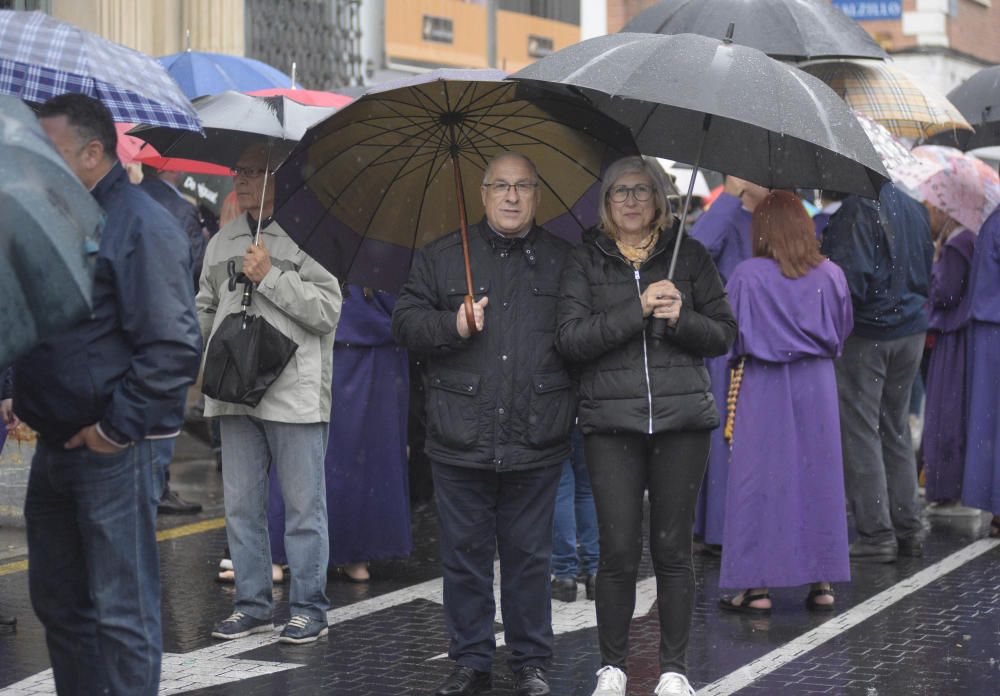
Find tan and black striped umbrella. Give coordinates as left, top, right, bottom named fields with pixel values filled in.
left=800, top=59, right=972, bottom=146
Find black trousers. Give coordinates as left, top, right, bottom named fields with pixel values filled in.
left=432, top=461, right=562, bottom=673
left=585, top=430, right=710, bottom=674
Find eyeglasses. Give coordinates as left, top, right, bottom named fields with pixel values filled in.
left=230, top=166, right=270, bottom=179
left=483, top=181, right=538, bottom=197
left=608, top=184, right=654, bottom=203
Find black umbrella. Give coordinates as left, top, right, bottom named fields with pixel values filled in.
left=511, top=30, right=888, bottom=337
left=947, top=65, right=1000, bottom=151
left=622, top=0, right=887, bottom=61
left=0, top=95, right=103, bottom=366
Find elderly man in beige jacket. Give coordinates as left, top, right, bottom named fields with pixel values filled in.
left=197, top=144, right=342, bottom=645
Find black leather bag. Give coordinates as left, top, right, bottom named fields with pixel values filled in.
left=202, top=311, right=298, bottom=407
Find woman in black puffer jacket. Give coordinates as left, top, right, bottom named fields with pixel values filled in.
left=556, top=156, right=736, bottom=696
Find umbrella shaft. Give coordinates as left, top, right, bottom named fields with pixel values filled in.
left=667, top=113, right=712, bottom=280
left=451, top=153, right=478, bottom=335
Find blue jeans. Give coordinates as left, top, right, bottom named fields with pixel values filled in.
left=220, top=416, right=330, bottom=621
left=150, top=437, right=174, bottom=501
left=551, top=429, right=598, bottom=579
left=25, top=440, right=161, bottom=696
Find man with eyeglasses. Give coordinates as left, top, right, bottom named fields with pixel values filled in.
left=197, top=143, right=342, bottom=645
left=393, top=152, right=575, bottom=696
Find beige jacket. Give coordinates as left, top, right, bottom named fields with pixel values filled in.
left=196, top=215, right=341, bottom=422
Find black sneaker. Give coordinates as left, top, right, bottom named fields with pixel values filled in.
left=0, top=614, right=15, bottom=633
left=158, top=487, right=203, bottom=515
left=897, top=536, right=924, bottom=557
left=211, top=611, right=273, bottom=640
left=278, top=615, right=329, bottom=644
left=551, top=577, right=577, bottom=602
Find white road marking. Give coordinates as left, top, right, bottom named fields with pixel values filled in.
left=4, top=539, right=995, bottom=695
left=696, top=538, right=1000, bottom=696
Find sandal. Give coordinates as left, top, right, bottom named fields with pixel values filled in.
left=805, top=587, right=836, bottom=612
left=719, top=590, right=771, bottom=615
left=215, top=564, right=286, bottom=584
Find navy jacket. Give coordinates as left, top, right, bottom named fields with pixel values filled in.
left=13, top=163, right=202, bottom=445
left=140, top=175, right=205, bottom=289
left=821, top=183, right=933, bottom=340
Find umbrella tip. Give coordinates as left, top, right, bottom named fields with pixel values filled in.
left=724, top=22, right=735, bottom=44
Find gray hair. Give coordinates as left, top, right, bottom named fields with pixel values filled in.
left=598, top=156, right=673, bottom=238
left=482, top=151, right=539, bottom=185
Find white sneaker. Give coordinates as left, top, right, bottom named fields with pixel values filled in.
left=591, top=665, right=627, bottom=696
left=654, top=672, right=695, bottom=696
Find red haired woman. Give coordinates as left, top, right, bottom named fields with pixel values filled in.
left=718, top=190, right=854, bottom=614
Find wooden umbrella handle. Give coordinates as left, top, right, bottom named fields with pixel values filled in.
left=463, top=295, right=477, bottom=336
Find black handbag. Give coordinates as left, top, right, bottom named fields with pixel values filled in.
left=202, top=265, right=298, bottom=407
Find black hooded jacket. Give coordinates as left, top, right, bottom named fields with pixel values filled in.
left=556, top=224, right=736, bottom=435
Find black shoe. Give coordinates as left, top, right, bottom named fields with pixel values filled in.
left=434, top=666, right=492, bottom=696
left=849, top=539, right=897, bottom=563
left=515, top=666, right=550, bottom=696
left=897, top=536, right=924, bottom=557
left=0, top=614, right=15, bottom=632
left=551, top=577, right=577, bottom=602
left=583, top=573, right=596, bottom=601
left=158, top=487, right=203, bottom=515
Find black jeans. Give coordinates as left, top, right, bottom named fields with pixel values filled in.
left=432, top=461, right=562, bottom=673
left=585, top=430, right=710, bottom=674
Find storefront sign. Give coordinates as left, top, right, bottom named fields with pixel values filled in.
left=832, top=1, right=903, bottom=20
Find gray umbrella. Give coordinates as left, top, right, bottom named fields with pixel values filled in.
left=0, top=95, right=103, bottom=366
left=946, top=65, right=1000, bottom=151
left=622, top=0, right=887, bottom=61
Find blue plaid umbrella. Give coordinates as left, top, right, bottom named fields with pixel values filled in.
left=0, top=11, right=200, bottom=132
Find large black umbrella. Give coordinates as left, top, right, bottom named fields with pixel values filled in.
left=512, top=30, right=888, bottom=337
left=622, top=0, right=887, bottom=61
left=947, top=65, right=1000, bottom=151
left=273, top=69, right=637, bottom=330
left=0, top=95, right=103, bottom=365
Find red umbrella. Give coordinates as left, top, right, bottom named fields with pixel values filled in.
left=115, top=122, right=231, bottom=175
left=248, top=87, right=353, bottom=109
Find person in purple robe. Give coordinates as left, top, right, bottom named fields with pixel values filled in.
left=961, top=204, right=1000, bottom=539
left=266, top=285, right=412, bottom=580
left=688, top=177, right=766, bottom=548
left=718, top=191, right=853, bottom=614
left=922, top=204, right=976, bottom=512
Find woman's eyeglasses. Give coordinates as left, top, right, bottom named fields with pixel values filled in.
left=609, top=184, right=653, bottom=203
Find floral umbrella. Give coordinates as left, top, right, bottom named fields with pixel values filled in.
left=894, top=145, right=1000, bottom=232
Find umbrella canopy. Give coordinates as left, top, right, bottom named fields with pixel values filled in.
left=893, top=145, right=1000, bottom=232
left=947, top=65, right=1000, bottom=151
left=0, top=10, right=200, bottom=132
left=622, top=0, right=887, bottom=61
left=852, top=111, right=943, bottom=190
left=249, top=87, right=354, bottom=108
left=273, top=69, right=638, bottom=295
left=114, top=122, right=231, bottom=175
left=799, top=59, right=972, bottom=146
left=0, top=95, right=103, bottom=365
left=127, top=91, right=341, bottom=169
left=511, top=32, right=889, bottom=198
left=157, top=50, right=296, bottom=99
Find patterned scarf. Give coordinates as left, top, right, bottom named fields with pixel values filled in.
left=614, top=229, right=660, bottom=269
